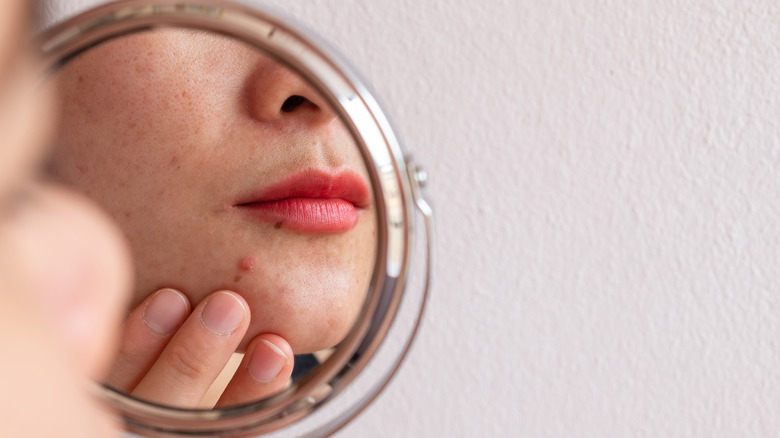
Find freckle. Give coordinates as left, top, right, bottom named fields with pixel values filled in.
left=168, top=155, right=181, bottom=169
left=238, top=256, right=256, bottom=272
left=274, top=222, right=283, bottom=229
left=234, top=275, right=242, bottom=282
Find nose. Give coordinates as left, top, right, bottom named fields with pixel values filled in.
left=246, top=59, right=337, bottom=126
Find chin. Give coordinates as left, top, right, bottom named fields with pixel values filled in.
left=233, top=267, right=368, bottom=354
left=241, top=303, right=361, bottom=354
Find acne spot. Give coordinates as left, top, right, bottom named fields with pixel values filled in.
left=238, top=256, right=256, bottom=273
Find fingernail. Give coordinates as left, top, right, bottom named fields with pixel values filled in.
left=248, top=339, right=288, bottom=382
left=200, top=292, right=245, bottom=335
left=142, top=288, right=189, bottom=335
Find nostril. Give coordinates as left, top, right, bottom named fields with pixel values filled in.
left=280, top=95, right=307, bottom=112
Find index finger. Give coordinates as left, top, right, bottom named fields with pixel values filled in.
left=131, top=290, right=250, bottom=406
left=106, top=288, right=191, bottom=391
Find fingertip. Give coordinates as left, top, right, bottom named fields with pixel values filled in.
left=200, top=291, right=249, bottom=336
left=142, top=288, right=190, bottom=336
left=256, top=333, right=293, bottom=359
left=247, top=334, right=294, bottom=383
left=214, top=333, right=294, bottom=407
left=212, top=290, right=249, bottom=308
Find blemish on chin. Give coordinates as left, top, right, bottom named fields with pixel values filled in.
left=238, top=256, right=256, bottom=273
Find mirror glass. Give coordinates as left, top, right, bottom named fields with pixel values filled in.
left=45, top=27, right=378, bottom=409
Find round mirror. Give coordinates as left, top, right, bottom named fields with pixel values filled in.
left=37, top=1, right=432, bottom=436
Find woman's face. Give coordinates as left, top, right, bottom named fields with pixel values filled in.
left=49, top=29, right=377, bottom=354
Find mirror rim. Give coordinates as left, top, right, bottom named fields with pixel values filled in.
left=36, top=0, right=428, bottom=436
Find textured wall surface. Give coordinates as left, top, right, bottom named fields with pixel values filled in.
left=44, top=0, right=780, bottom=436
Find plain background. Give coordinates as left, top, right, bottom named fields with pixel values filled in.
left=46, top=0, right=780, bottom=436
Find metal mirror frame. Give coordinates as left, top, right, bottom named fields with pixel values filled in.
left=37, top=1, right=432, bottom=436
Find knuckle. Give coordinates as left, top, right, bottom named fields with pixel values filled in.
left=166, top=343, right=211, bottom=382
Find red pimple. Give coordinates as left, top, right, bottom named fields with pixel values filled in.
left=239, top=257, right=256, bottom=272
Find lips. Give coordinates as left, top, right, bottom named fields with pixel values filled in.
left=234, top=169, right=370, bottom=233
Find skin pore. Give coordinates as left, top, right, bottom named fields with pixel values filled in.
left=48, top=29, right=377, bottom=357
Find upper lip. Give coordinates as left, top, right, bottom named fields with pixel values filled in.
left=235, top=168, right=370, bottom=209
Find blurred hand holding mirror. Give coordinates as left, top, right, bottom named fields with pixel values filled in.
left=39, top=1, right=431, bottom=436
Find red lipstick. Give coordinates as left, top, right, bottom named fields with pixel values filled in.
left=235, top=169, right=370, bottom=233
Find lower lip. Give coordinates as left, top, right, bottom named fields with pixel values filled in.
left=239, top=198, right=360, bottom=233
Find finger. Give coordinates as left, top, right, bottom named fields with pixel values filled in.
left=106, top=288, right=191, bottom=391
left=131, top=290, right=249, bottom=407
left=216, top=333, right=294, bottom=407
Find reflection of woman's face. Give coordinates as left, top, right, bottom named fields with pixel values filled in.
left=49, top=29, right=377, bottom=354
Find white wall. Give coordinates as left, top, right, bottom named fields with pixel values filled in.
left=45, top=0, right=780, bottom=436
left=285, top=1, right=780, bottom=437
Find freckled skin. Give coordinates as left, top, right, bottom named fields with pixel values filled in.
left=48, top=29, right=377, bottom=354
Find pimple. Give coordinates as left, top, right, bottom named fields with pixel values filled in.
left=238, top=256, right=256, bottom=273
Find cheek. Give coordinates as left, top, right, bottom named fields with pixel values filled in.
left=240, top=263, right=368, bottom=353
left=50, top=67, right=225, bottom=228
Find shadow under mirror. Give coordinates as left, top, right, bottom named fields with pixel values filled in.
left=44, top=27, right=378, bottom=409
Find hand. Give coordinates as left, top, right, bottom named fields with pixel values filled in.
left=1, top=185, right=133, bottom=437
left=106, top=288, right=294, bottom=408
